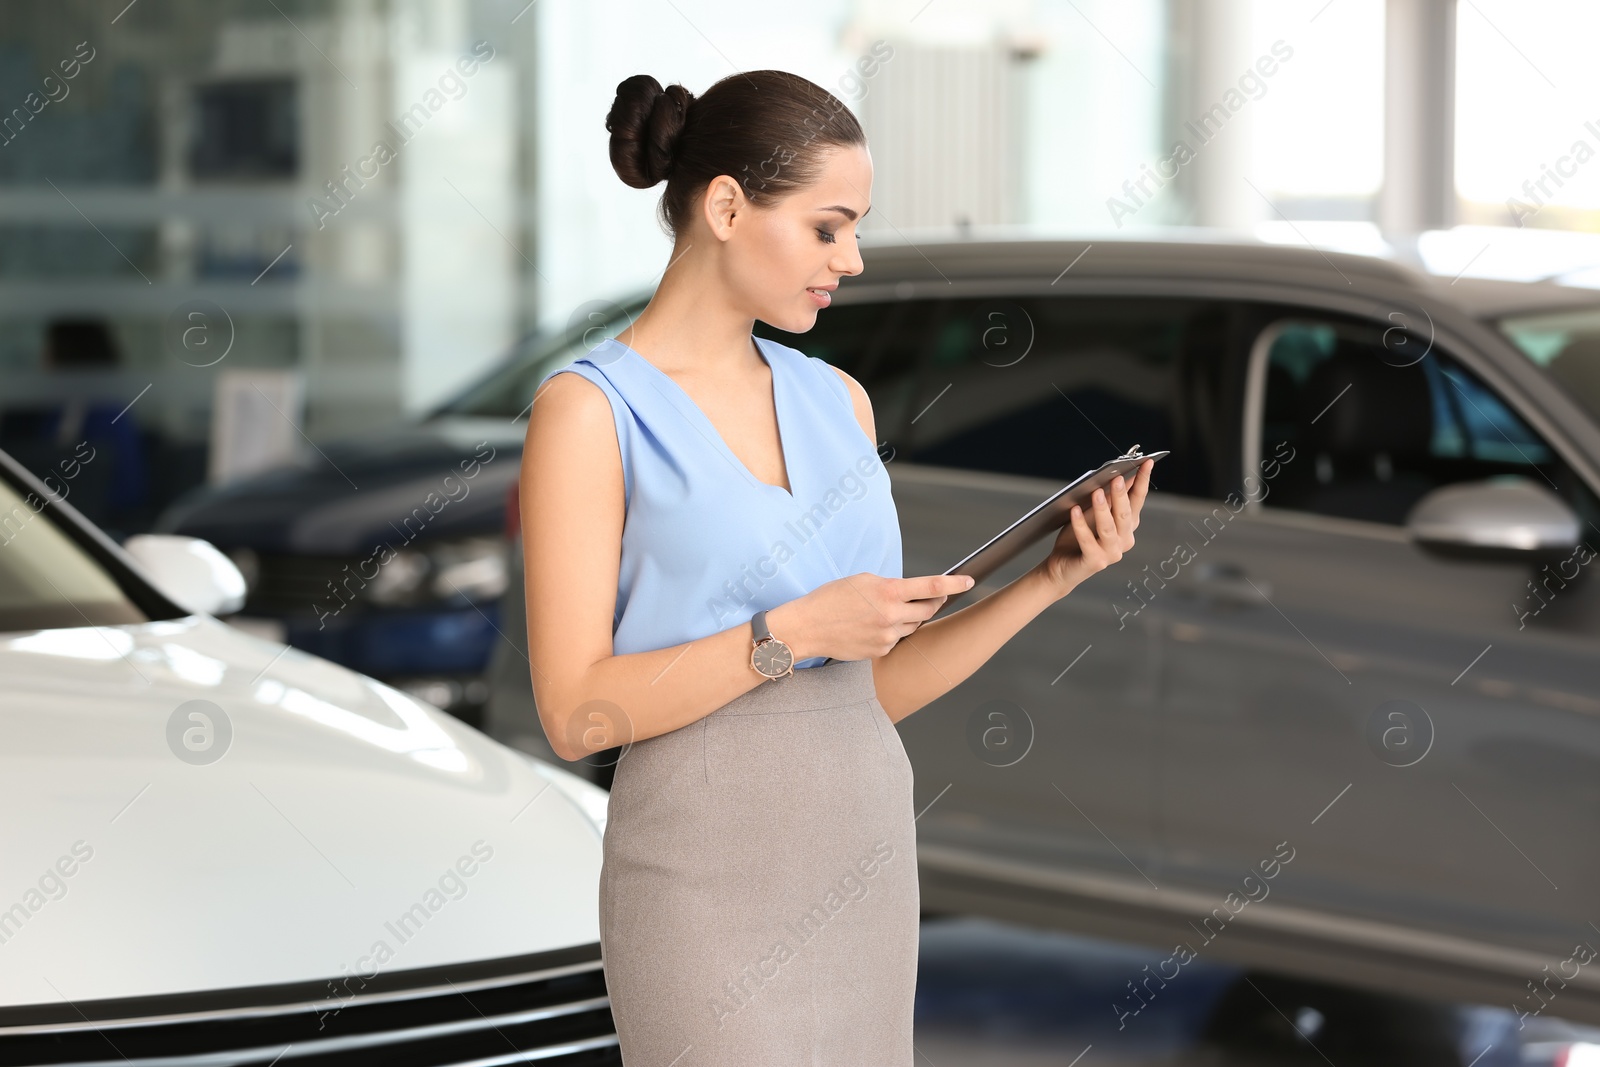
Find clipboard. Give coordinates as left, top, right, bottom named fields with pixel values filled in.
left=813, top=444, right=1167, bottom=662
left=937, top=444, right=1168, bottom=588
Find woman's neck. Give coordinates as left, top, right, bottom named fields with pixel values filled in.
left=616, top=243, right=759, bottom=378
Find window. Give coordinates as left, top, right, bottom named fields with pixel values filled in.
left=873, top=296, right=1224, bottom=497
left=435, top=301, right=647, bottom=420
left=1497, top=307, right=1600, bottom=431
left=189, top=79, right=298, bottom=181
left=0, top=476, right=144, bottom=632
left=1255, top=318, right=1600, bottom=528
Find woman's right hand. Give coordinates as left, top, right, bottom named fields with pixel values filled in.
left=766, top=572, right=977, bottom=662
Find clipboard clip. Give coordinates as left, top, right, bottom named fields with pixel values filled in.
left=1114, top=443, right=1147, bottom=462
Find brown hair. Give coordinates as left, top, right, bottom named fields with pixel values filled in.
left=605, top=69, right=865, bottom=238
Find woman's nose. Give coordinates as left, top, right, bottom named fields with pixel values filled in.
left=834, top=240, right=864, bottom=277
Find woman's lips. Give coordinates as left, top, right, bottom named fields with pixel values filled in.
left=807, top=287, right=832, bottom=308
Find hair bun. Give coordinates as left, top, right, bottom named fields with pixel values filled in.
left=606, top=74, right=694, bottom=188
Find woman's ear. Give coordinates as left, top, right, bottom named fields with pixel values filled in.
left=701, top=174, right=746, bottom=242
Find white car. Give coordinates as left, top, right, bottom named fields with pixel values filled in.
left=0, top=449, right=617, bottom=1065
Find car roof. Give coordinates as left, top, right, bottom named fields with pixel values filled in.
left=855, top=230, right=1417, bottom=287
left=850, top=229, right=1600, bottom=322
left=1417, top=274, right=1600, bottom=319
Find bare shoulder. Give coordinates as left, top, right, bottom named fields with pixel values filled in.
left=522, top=366, right=624, bottom=511
left=534, top=366, right=611, bottom=420
left=526, top=369, right=617, bottom=458
left=826, top=364, right=876, bottom=446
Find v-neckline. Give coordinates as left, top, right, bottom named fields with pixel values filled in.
left=612, top=335, right=796, bottom=500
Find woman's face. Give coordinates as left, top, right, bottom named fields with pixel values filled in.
left=715, top=142, right=872, bottom=334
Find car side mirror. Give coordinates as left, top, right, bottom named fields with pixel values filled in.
left=1406, top=478, right=1580, bottom=556
left=122, top=534, right=248, bottom=616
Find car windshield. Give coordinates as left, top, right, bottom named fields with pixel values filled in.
left=431, top=300, right=646, bottom=419
left=1496, top=306, right=1600, bottom=428
left=0, top=475, right=145, bottom=632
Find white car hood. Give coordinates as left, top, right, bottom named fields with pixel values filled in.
left=0, top=616, right=601, bottom=1009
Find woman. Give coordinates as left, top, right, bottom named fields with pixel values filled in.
left=520, top=69, right=1152, bottom=1065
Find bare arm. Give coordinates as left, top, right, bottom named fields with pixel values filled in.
left=521, top=372, right=773, bottom=761
left=871, top=564, right=1063, bottom=723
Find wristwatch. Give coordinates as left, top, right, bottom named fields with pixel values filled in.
left=749, top=609, right=795, bottom=681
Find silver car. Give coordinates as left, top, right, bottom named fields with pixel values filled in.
left=480, top=234, right=1600, bottom=1024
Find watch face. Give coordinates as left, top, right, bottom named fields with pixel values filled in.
left=752, top=639, right=793, bottom=677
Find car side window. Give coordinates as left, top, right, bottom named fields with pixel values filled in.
left=1256, top=318, right=1600, bottom=528
left=441, top=304, right=646, bottom=419
left=884, top=296, right=1226, bottom=497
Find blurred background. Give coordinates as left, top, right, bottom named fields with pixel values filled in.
left=6, top=0, right=1593, bottom=685
left=9, top=0, right=1600, bottom=530
left=7, top=1, right=1600, bottom=1062
left=11, top=0, right=1600, bottom=714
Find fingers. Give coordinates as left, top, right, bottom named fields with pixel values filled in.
left=1058, top=464, right=1151, bottom=580
left=900, top=591, right=948, bottom=638
left=1110, top=474, right=1135, bottom=545
left=1091, top=484, right=1119, bottom=546
left=944, top=573, right=974, bottom=595
left=911, top=573, right=974, bottom=599
left=1110, top=474, right=1132, bottom=524
left=1069, top=501, right=1099, bottom=560
left=1128, top=458, right=1153, bottom=512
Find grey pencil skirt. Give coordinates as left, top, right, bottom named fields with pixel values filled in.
left=598, top=656, right=918, bottom=1066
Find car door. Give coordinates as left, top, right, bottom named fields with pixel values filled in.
left=1156, top=309, right=1600, bottom=962
left=837, top=291, right=1234, bottom=892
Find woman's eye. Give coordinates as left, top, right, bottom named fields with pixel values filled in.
left=816, top=228, right=837, bottom=244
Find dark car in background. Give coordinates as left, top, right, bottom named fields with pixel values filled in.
left=153, top=299, right=661, bottom=726
left=480, top=234, right=1600, bottom=1024
left=155, top=375, right=536, bottom=726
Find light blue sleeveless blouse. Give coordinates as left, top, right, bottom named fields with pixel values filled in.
left=538, top=335, right=902, bottom=669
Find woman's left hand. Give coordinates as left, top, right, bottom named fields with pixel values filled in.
left=1036, top=458, right=1154, bottom=596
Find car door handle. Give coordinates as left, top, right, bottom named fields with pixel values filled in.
left=1189, top=561, right=1269, bottom=605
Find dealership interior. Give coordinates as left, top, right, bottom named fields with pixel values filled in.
left=4, top=1, right=1600, bottom=1064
